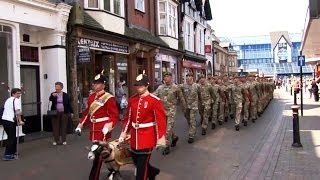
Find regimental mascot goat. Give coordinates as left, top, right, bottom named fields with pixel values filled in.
left=88, top=138, right=133, bottom=180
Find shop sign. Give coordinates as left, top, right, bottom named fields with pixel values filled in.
left=182, top=60, right=206, bottom=69
left=78, top=38, right=129, bottom=54
left=277, top=43, right=288, bottom=61
left=78, top=47, right=91, bottom=63
left=205, top=45, right=211, bottom=53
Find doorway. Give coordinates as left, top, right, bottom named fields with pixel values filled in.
left=20, top=65, right=41, bottom=133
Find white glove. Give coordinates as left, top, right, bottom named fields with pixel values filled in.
left=75, top=127, right=81, bottom=135
left=102, top=126, right=109, bottom=135
left=118, top=137, right=125, bottom=143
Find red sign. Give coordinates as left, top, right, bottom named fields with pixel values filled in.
left=182, top=60, right=206, bottom=69
left=205, top=45, right=211, bottom=53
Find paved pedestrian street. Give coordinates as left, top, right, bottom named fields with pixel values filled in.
left=1, top=89, right=320, bottom=180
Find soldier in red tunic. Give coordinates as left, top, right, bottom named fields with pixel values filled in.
left=75, top=73, right=119, bottom=142
left=119, top=73, right=166, bottom=180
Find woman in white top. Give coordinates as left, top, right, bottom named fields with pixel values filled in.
left=1, top=88, right=23, bottom=161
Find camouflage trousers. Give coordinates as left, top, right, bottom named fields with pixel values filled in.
left=224, top=99, right=229, bottom=119
left=211, top=102, right=219, bottom=125
left=218, top=101, right=225, bottom=122
left=230, top=101, right=236, bottom=118
left=199, top=104, right=211, bottom=130
left=243, top=100, right=250, bottom=121
left=235, top=103, right=243, bottom=125
left=184, top=108, right=197, bottom=138
left=166, top=114, right=177, bottom=147
left=250, top=97, right=258, bottom=119
left=257, top=95, right=263, bottom=113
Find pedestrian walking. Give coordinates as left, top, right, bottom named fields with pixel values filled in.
left=49, top=82, right=73, bottom=145
left=119, top=73, right=166, bottom=180
left=1, top=88, right=24, bottom=161
left=115, top=81, right=126, bottom=120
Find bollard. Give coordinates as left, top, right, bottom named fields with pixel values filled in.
left=291, top=105, right=302, bottom=147
left=293, top=91, right=297, bottom=105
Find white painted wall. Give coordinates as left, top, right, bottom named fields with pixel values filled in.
left=159, top=36, right=178, bottom=49
left=87, top=11, right=125, bottom=35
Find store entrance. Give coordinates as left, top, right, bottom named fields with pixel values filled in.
left=20, top=65, right=41, bottom=133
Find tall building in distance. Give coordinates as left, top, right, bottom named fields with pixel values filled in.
left=221, top=31, right=314, bottom=77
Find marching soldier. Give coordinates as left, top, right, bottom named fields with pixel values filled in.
left=154, top=72, right=186, bottom=155
left=119, top=73, right=166, bottom=180
left=75, top=73, right=119, bottom=180
left=179, top=72, right=199, bottom=144
left=198, top=75, right=213, bottom=135
left=248, top=76, right=258, bottom=122
left=75, top=73, right=119, bottom=142
left=242, top=77, right=251, bottom=125
left=217, top=78, right=227, bottom=125
left=209, top=76, right=220, bottom=129
left=234, top=78, right=243, bottom=131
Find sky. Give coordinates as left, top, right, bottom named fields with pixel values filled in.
left=208, top=0, right=309, bottom=38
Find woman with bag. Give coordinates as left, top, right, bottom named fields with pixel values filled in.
left=1, top=88, right=23, bottom=161
left=115, top=81, right=127, bottom=120
left=49, top=82, right=73, bottom=146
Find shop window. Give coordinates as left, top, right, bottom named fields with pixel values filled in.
left=20, top=46, right=39, bottom=62
left=162, top=61, right=170, bottom=73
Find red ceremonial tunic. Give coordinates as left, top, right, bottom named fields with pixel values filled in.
left=121, top=92, right=166, bottom=150
left=80, top=92, right=119, bottom=141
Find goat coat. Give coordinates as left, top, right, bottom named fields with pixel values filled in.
left=80, top=92, right=119, bottom=141
left=121, top=93, right=166, bottom=150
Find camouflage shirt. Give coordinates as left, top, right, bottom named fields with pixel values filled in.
left=179, top=83, right=199, bottom=110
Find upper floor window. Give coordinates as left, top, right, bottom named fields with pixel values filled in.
left=196, top=27, right=204, bottom=54
left=85, top=0, right=124, bottom=17
left=184, top=21, right=194, bottom=51
left=88, top=0, right=99, bottom=8
left=135, top=0, right=145, bottom=12
left=159, top=0, right=178, bottom=38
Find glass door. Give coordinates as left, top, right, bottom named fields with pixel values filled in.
left=20, top=65, right=41, bottom=133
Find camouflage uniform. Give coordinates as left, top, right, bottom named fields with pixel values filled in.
left=198, top=82, right=213, bottom=131
left=234, top=82, right=243, bottom=127
left=229, top=81, right=236, bottom=119
left=154, top=83, right=186, bottom=147
left=211, top=83, right=220, bottom=126
left=180, top=83, right=199, bottom=139
left=243, top=82, right=251, bottom=122
left=218, top=84, right=228, bottom=124
left=249, top=81, right=258, bottom=121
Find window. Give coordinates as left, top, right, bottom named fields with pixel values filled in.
left=158, top=1, right=177, bottom=38
left=196, top=28, right=204, bottom=54
left=135, top=0, right=145, bottom=12
left=113, top=0, right=121, bottom=15
left=88, top=0, right=98, bottom=8
left=184, top=21, right=193, bottom=51
left=104, top=0, right=110, bottom=11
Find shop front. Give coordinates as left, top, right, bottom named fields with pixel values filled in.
left=181, top=59, right=207, bottom=83
left=155, top=51, right=180, bottom=86
left=76, top=36, right=129, bottom=112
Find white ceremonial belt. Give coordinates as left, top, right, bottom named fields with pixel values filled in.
left=132, top=122, right=155, bottom=129
left=91, top=117, right=110, bottom=123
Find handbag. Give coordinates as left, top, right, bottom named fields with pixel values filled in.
left=120, top=96, right=128, bottom=109
left=47, top=101, right=57, bottom=116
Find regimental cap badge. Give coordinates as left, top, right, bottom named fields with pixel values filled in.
left=93, top=69, right=107, bottom=84
left=134, top=70, right=149, bottom=86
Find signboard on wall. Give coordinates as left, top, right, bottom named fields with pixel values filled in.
left=78, top=47, right=91, bottom=63
left=77, top=38, right=129, bottom=54
left=205, top=45, right=211, bottom=53
left=277, top=43, right=288, bottom=61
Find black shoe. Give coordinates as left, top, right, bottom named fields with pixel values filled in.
left=258, top=112, right=261, bottom=117
left=149, top=168, right=160, bottom=180
left=201, top=129, right=206, bottom=135
left=235, top=125, right=240, bottom=131
left=244, top=121, right=247, bottom=126
left=162, top=147, right=170, bottom=155
left=188, top=138, right=194, bottom=144
left=218, top=121, right=223, bottom=125
left=171, top=136, right=179, bottom=147
left=252, top=118, right=256, bottom=123
left=224, top=117, right=228, bottom=122
left=211, top=123, right=216, bottom=130
left=230, top=115, right=234, bottom=119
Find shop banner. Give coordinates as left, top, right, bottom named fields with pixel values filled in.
left=78, top=38, right=129, bottom=54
